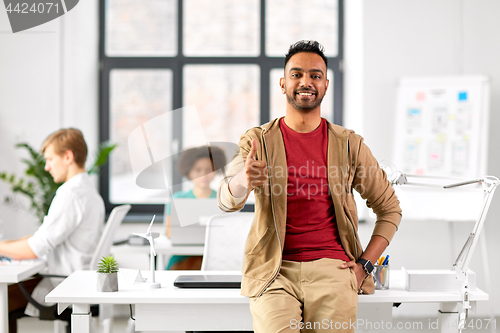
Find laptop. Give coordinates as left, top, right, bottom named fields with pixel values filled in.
left=174, top=274, right=242, bottom=288
left=167, top=198, right=221, bottom=245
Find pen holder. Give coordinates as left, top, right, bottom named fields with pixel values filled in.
left=374, top=264, right=389, bottom=290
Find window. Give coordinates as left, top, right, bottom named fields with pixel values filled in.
left=99, top=0, right=344, bottom=214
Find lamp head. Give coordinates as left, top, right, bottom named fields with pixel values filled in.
left=380, top=160, right=407, bottom=185
left=378, top=160, right=412, bottom=215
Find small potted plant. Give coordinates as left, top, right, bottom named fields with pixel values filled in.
left=96, top=255, right=119, bottom=292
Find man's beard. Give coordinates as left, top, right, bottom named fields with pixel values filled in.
left=286, top=89, right=325, bottom=112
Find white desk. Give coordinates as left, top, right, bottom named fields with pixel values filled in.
left=0, top=260, right=46, bottom=333
left=46, top=269, right=488, bottom=333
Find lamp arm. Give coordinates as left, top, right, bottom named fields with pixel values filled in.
left=391, top=172, right=457, bottom=188
left=443, top=179, right=485, bottom=189
left=454, top=176, right=499, bottom=276
left=394, top=172, right=487, bottom=189
left=384, top=164, right=499, bottom=329
left=453, top=176, right=499, bottom=332
left=390, top=170, right=499, bottom=276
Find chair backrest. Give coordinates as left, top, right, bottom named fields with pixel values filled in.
left=201, top=212, right=254, bottom=271
left=89, top=204, right=131, bottom=270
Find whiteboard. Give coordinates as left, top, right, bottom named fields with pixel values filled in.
left=392, top=75, right=490, bottom=221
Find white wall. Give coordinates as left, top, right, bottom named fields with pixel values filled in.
left=0, top=1, right=99, bottom=238
left=345, top=0, right=500, bottom=317
left=0, top=0, right=146, bottom=278
left=0, top=11, right=60, bottom=238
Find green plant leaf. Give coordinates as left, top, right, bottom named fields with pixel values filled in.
left=88, top=142, right=117, bottom=175
left=97, top=255, right=119, bottom=274
left=12, top=186, right=35, bottom=199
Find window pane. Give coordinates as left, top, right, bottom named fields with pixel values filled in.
left=106, top=0, right=177, bottom=57
left=183, top=0, right=260, bottom=56
left=269, top=68, right=334, bottom=121
left=110, top=70, right=173, bottom=204
left=183, top=65, right=260, bottom=147
left=266, top=0, right=338, bottom=57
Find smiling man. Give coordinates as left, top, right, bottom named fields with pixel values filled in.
left=0, top=128, right=104, bottom=331
left=218, top=41, right=402, bottom=332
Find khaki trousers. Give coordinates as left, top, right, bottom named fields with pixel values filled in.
left=249, top=259, right=358, bottom=333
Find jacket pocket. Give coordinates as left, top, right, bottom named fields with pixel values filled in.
left=247, top=227, right=273, bottom=257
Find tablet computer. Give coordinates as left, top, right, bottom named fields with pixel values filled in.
left=173, top=275, right=242, bottom=288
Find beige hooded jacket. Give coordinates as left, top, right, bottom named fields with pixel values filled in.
left=218, top=117, right=402, bottom=297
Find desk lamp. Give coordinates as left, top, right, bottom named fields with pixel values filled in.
left=381, top=163, right=499, bottom=332
left=133, top=215, right=161, bottom=289
left=451, top=176, right=498, bottom=330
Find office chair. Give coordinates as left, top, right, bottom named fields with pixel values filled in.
left=201, top=212, right=254, bottom=271
left=13, top=204, right=131, bottom=333
left=191, top=212, right=255, bottom=333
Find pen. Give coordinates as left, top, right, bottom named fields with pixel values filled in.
left=382, top=255, right=390, bottom=265
left=378, top=256, right=385, bottom=265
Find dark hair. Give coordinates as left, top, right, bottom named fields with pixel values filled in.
left=41, top=128, right=88, bottom=168
left=177, top=145, right=227, bottom=179
left=284, top=40, right=327, bottom=68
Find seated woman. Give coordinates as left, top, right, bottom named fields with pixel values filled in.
left=166, top=145, right=226, bottom=270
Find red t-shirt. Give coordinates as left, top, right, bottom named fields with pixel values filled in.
left=280, top=118, right=349, bottom=262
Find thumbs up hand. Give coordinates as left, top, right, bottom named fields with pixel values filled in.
left=244, top=139, right=268, bottom=190
left=247, top=139, right=259, bottom=161
left=228, top=139, right=268, bottom=198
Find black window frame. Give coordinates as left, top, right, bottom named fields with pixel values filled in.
left=98, top=0, right=344, bottom=216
